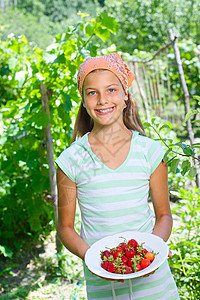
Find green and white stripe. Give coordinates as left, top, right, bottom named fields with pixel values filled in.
left=56, top=131, right=180, bottom=299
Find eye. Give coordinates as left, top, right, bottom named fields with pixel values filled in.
left=108, top=88, right=115, bottom=93
left=88, top=91, right=96, bottom=96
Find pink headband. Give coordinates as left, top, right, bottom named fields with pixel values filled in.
left=77, top=53, right=135, bottom=96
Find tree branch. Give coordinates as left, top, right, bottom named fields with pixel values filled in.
left=131, top=37, right=178, bottom=64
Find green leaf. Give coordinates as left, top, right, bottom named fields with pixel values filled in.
left=0, top=245, right=13, bottom=258
left=95, top=27, right=110, bottom=42
left=188, top=166, right=197, bottom=178
left=183, top=147, right=194, bottom=156
left=151, top=117, right=156, bottom=124
left=193, top=95, right=200, bottom=101
left=85, top=23, right=94, bottom=36
left=53, top=53, right=66, bottom=64
left=191, top=119, right=200, bottom=123
left=29, top=111, right=50, bottom=128
left=185, top=109, right=199, bottom=122
left=61, top=92, right=72, bottom=112
left=171, top=158, right=179, bottom=173
left=98, top=13, right=118, bottom=33
left=89, top=45, right=98, bottom=57
left=143, top=122, right=151, bottom=128
left=34, top=47, right=43, bottom=62
left=181, top=160, right=191, bottom=175
left=160, top=124, right=170, bottom=130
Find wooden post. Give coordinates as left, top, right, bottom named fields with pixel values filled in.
left=168, top=29, right=200, bottom=187
left=40, top=83, right=62, bottom=252
left=133, top=62, right=151, bottom=123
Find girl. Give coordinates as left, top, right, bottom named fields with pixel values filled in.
left=55, top=53, right=180, bottom=299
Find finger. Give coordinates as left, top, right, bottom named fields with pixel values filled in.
left=141, top=267, right=159, bottom=277
left=168, top=250, right=172, bottom=257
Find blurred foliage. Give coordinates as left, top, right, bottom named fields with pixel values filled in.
left=103, top=0, right=200, bottom=53
left=169, top=187, right=200, bottom=299
left=0, top=12, right=118, bottom=253
left=0, top=8, right=63, bottom=49
left=0, top=0, right=101, bottom=49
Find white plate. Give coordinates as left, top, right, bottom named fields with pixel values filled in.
left=84, top=231, right=169, bottom=279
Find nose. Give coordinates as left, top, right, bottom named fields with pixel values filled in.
left=97, top=92, right=108, bottom=105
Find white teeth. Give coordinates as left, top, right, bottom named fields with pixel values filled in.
left=98, top=108, right=113, bottom=113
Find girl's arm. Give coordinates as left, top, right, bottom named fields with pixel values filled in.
left=149, top=160, right=172, bottom=242
left=57, top=167, right=90, bottom=261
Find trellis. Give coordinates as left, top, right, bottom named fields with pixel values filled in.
left=125, top=31, right=200, bottom=187
left=127, top=45, right=185, bottom=125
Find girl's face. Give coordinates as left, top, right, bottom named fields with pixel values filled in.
left=83, top=70, right=127, bottom=129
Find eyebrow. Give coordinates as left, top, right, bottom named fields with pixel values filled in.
left=85, top=83, right=120, bottom=91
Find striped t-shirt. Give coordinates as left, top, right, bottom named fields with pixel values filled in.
left=56, top=130, right=180, bottom=300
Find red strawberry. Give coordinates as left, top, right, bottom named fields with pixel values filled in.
left=116, top=246, right=124, bottom=253
left=101, top=250, right=111, bottom=260
left=140, top=259, right=150, bottom=269
left=107, top=262, right=117, bottom=273
left=123, top=244, right=129, bottom=252
left=121, top=255, right=128, bottom=265
left=101, top=260, right=109, bottom=270
left=128, top=239, right=138, bottom=248
left=124, top=266, right=133, bottom=274
left=113, top=251, right=121, bottom=259
left=135, top=264, right=142, bottom=272
left=127, top=258, right=133, bottom=267
left=116, top=266, right=123, bottom=274
left=125, top=249, right=136, bottom=258
left=119, top=242, right=126, bottom=250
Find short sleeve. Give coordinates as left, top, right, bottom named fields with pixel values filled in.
left=55, top=149, right=77, bottom=182
left=146, top=140, right=165, bottom=174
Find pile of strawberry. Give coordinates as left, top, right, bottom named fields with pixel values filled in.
left=100, top=238, right=156, bottom=274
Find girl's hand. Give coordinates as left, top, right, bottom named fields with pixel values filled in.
left=168, top=249, right=172, bottom=257
left=90, top=271, right=124, bottom=283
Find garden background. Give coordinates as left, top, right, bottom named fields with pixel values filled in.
left=0, top=0, right=200, bottom=299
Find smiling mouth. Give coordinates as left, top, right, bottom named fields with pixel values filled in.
left=95, top=107, right=115, bottom=114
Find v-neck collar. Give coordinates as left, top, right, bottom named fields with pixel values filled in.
left=85, top=130, right=136, bottom=172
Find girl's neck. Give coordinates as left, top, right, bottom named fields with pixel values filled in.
left=89, top=123, right=132, bottom=145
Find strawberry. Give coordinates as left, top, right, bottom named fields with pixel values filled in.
left=118, top=242, right=126, bottom=250
left=124, top=265, right=133, bottom=274
left=115, top=266, right=123, bottom=274
left=116, top=246, right=124, bottom=253
left=121, top=255, right=128, bottom=265
left=125, top=249, right=136, bottom=258
left=140, top=258, right=150, bottom=269
left=101, top=250, right=111, bottom=260
left=136, top=243, right=147, bottom=256
left=113, top=251, right=121, bottom=259
left=127, top=258, right=133, bottom=267
left=135, top=264, right=142, bottom=272
left=107, top=262, right=117, bottom=273
left=101, top=260, right=109, bottom=270
left=128, top=239, right=138, bottom=248
left=144, top=252, right=154, bottom=261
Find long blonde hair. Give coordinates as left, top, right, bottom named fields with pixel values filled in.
left=71, top=91, right=145, bottom=143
